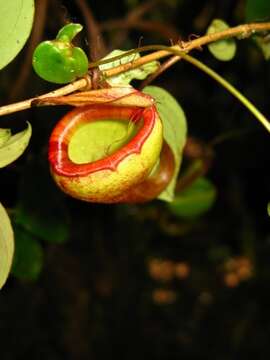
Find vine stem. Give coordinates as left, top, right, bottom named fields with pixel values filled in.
left=0, top=78, right=90, bottom=116
left=181, top=54, right=270, bottom=133
left=0, top=21, right=270, bottom=117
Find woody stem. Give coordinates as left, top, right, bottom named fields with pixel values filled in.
left=0, top=21, right=270, bottom=117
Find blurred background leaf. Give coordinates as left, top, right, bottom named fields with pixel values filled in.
left=168, top=176, right=216, bottom=218
left=14, top=156, right=70, bottom=244
left=253, top=35, right=270, bottom=60
left=11, top=225, right=43, bottom=281
left=245, top=0, right=270, bottom=60
left=245, top=0, right=270, bottom=22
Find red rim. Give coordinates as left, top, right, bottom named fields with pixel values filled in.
left=49, top=104, right=158, bottom=177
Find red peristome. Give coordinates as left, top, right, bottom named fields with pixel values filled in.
left=49, top=104, right=158, bottom=177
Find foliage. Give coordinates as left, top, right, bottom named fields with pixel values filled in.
left=245, top=0, right=270, bottom=21
left=11, top=225, right=43, bottom=281
left=0, top=122, right=32, bottom=168
left=0, top=0, right=269, bottom=287
left=0, top=0, right=35, bottom=290
left=0, top=120, right=31, bottom=289
left=14, top=157, right=70, bottom=244
left=143, top=86, right=187, bottom=201
left=32, top=23, right=89, bottom=84
left=99, top=49, right=159, bottom=85
left=0, top=0, right=270, bottom=358
left=245, top=0, right=270, bottom=60
left=206, top=19, right=237, bottom=61
left=168, top=176, right=216, bottom=218
left=0, top=203, right=14, bottom=289
left=0, top=0, right=34, bottom=70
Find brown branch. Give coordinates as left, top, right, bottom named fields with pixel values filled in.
left=175, top=162, right=210, bottom=193
left=100, top=0, right=159, bottom=48
left=101, top=19, right=179, bottom=42
left=1, top=21, right=270, bottom=117
left=96, top=22, right=270, bottom=79
left=140, top=55, right=180, bottom=89
left=175, top=138, right=213, bottom=193
left=126, top=0, right=158, bottom=22
left=75, top=0, right=107, bottom=60
left=0, top=77, right=90, bottom=117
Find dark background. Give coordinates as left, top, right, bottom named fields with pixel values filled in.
left=0, top=0, right=270, bottom=359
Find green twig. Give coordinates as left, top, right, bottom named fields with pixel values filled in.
left=181, top=53, right=270, bottom=133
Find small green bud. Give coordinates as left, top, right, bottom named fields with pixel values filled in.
left=32, top=23, right=88, bottom=84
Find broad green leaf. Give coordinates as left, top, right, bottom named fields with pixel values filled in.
left=0, top=0, right=35, bottom=70
left=0, top=202, right=14, bottom=289
left=245, top=0, right=270, bottom=22
left=99, top=49, right=159, bottom=85
left=206, top=19, right=236, bottom=61
left=143, top=86, right=187, bottom=202
left=14, top=157, right=69, bottom=243
left=0, top=128, right=11, bottom=147
left=0, top=122, right=32, bottom=168
left=168, top=177, right=216, bottom=218
left=267, top=202, right=270, bottom=216
left=11, top=226, right=43, bottom=281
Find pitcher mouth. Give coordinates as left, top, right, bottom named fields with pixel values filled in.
left=48, top=104, right=158, bottom=177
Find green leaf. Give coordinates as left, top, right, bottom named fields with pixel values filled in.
left=267, top=202, right=270, bottom=216
left=143, top=86, right=187, bottom=202
left=32, top=23, right=88, bottom=84
left=245, top=1, right=270, bottom=60
left=253, top=35, right=270, bottom=60
left=14, top=157, right=70, bottom=243
left=99, top=49, right=159, bottom=85
left=11, top=225, right=43, bottom=281
left=168, top=177, right=216, bottom=218
left=0, top=128, right=11, bottom=147
left=245, top=0, right=270, bottom=22
left=0, top=203, right=14, bottom=289
left=0, top=0, right=35, bottom=70
left=206, top=19, right=236, bottom=61
left=0, top=122, right=32, bottom=168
